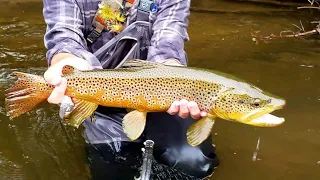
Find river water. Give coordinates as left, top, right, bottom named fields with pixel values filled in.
left=0, top=1, right=319, bottom=180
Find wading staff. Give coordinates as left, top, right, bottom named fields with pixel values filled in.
left=140, top=140, right=154, bottom=180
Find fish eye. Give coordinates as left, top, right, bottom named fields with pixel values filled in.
left=253, top=99, right=261, bottom=107
left=238, top=100, right=244, bottom=104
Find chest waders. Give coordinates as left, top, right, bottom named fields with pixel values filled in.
left=83, top=0, right=219, bottom=179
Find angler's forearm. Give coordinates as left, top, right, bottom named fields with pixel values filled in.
left=51, top=53, right=79, bottom=66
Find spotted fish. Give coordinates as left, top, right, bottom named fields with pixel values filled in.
left=4, top=59, right=286, bottom=146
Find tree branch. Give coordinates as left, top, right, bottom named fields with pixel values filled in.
left=251, top=28, right=320, bottom=41
left=297, top=6, right=320, bottom=10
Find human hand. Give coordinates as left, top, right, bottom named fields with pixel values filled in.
left=167, top=99, right=208, bottom=120
left=44, top=56, right=93, bottom=104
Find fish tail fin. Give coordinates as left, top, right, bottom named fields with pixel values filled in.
left=5, top=72, right=53, bottom=119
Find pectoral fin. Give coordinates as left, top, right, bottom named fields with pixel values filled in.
left=186, top=114, right=216, bottom=147
left=64, top=100, right=98, bottom=128
left=122, top=110, right=147, bottom=140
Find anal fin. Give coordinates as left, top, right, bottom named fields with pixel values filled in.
left=64, top=100, right=98, bottom=128
left=122, top=110, right=147, bottom=140
left=186, top=114, right=216, bottom=147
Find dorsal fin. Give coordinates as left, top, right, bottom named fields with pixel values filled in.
left=61, top=65, right=80, bottom=76
left=119, top=59, right=163, bottom=69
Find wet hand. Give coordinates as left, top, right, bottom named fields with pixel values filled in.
left=44, top=57, right=92, bottom=104
left=167, top=99, right=208, bottom=119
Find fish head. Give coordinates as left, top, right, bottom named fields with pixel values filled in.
left=212, top=86, right=286, bottom=127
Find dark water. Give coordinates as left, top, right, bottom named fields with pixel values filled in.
left=0, top=1, right=319, bottom=179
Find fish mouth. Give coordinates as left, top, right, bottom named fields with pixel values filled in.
left=213, top=98, right=286, bottom=127
left=246, top=113, right=285, bottom=127
left=242, top=103, right=286, bottom=127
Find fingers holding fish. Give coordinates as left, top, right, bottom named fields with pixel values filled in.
left=186, top=101, right=208, bottom=119
left=200, top=111, right=208, bottom=117
left=44, top=57, right=92, bottom=85
left=44, top=57, right=93, bottom=105
left=178, top=99, right=189, bottom=119
left=167, top=99, right=204, bottom=119
left=188, top=101, right=201, bottom=119
left=47, top=78, right=68, bottom=104
left=167, top=101, right=180, bottom=115
left=44, top=67, right=62, bottom=86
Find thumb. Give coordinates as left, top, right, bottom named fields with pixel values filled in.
left=44, top=57, right=92, bottom=85
left=44, top=65, right=62, bottom=86
left=47, top=77, right=68, bottom=104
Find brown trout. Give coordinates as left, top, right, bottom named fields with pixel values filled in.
left=4, top=59, right=286, bottom=146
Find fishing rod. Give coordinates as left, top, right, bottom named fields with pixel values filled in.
left=140, top=140, right=154, bottom=180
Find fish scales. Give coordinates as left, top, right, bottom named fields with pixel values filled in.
left=64, top=66, right=223, bottom=112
